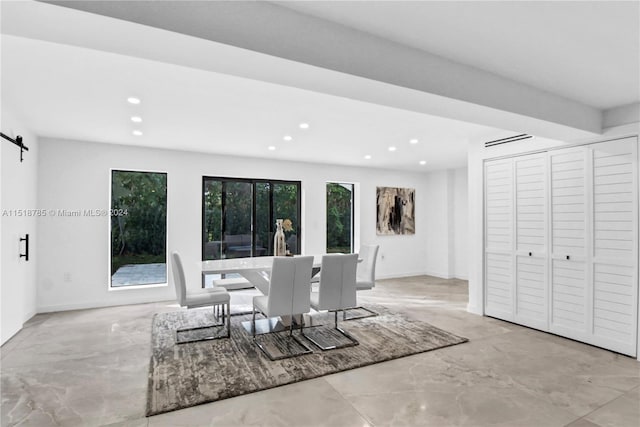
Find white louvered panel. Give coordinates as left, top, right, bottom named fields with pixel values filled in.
left=514, top=155, right=546, bottom=253
left=518, top=188, right=545, bottom=198
left=515, top=255, right=547, bottom=329
left=513, top=154, right=547, bottom=330
left=485, top=159, right=514, bottom=321
left=550, top=149, right=587, bottom=260
left=549, top=147, right=589, bottom=343
left=593, top=146, right=635, bottom=260
left=592, top=263, right=636, bottom=347
left=549, top=147, right=588, bottom=339
left=588, top=138, right=638, bottom=356
left=485, top=160, right=513, bottom=252
left=551, top=259, right=588, bottom=338
left=485, top=252, right=514, bottom=318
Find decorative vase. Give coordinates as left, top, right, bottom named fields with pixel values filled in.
left=274, top=219, right=287, bottom=256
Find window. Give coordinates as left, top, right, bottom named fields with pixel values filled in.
left=202, top=177, right=301, bottom=261
left=110, top=170, right=167, bottom=288
left=326, top=182, right=354, bottom=253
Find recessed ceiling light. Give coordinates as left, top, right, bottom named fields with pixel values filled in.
left=364, top=155, right=372, bottom=160
left=268, top=146, right=276, bottom=151
left=131, top=116, right=142, bottom=123
left=283, top=135, right=293, bottom=141
left=388, top=146, right=397, bottom=152
left=127, top=97, right=141, bottom=105
left=410, top=139, right=419, bottom=144
left=132, top=130, right=143, bottom=136
left=419, top=160, right=427, bottom=165
left=299, top=123, right=309, bottom=129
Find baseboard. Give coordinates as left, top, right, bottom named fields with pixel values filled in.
left=23, top=309, right=37, bottom=322
left=1, top=324, right=22, bottom=347
left=455, top=274, right=469, bottom=280
left=376, top=271, right=431, bottom=280
left=37, top=295, right=174, bottom=314
left=377, top=271, right=466, bottom=281
left=466, top=303, right=483, bottom=315
left=423, top=270, right=454, bottom=280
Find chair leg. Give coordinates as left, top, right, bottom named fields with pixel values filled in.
left=341, top=306, right=378, bottom=320
left=254, top=312, right=314, bottom=360
left=252, top=306, right=257, bottom=338
left=225, top=302, right=231, bottom=338
left=176, top=304, right=230, bottom=344
left=305, top=310, right=358, bottom=351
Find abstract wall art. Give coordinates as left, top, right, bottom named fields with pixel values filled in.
left=376, top=186, right=415, bottom=235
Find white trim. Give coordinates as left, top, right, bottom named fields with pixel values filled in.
left=37, top=297, right=177, bottom=314
left=107, top=168, right=169, bottom=291
left=466, top=303, right=483, bottom=315
left=376, top=271, right=432, bottom=280
left=484, top=135, right=636, bottom=163
left=108, top=282, right=168, bottom=292
left=420, top=270, right=454, bottom=280
left=326, top=180, right=358, bottom=254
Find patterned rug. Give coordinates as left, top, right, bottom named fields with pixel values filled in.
left=146, top=305, right=468, bottom=416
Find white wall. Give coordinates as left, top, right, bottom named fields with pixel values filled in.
left=1, top=109, right=39, bottom=345
left=36, top=138, right=435, bottom=312
left=423, top=167, right=468, bottom=280
left=453, top=167, right=468, bottom=280
left=423, top=170, right=451, bottom=278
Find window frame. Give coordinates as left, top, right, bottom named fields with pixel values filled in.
left=108, top=168, right=168, bottom=291
left=201, top=176, right=302, bottom=262
left=326, top=181, right=355, bottom=254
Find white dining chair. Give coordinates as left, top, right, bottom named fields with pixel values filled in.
left=305, top=253, right=359, bottom=350
left=171, top=252, right=231, bottom=343
left=252, top=256, right=314, bottom=360
left=344, top=244, right=380, bottom=320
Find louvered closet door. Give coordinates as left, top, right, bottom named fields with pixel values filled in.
left=514, top=154, right=548, bottom=330
left=589, top=138, right=638, bottom=356
left=549, top=147, right=590, bottom=342
left=485, top=158, right=515, bottom=320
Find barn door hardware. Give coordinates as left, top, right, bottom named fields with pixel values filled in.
left=1, top=132, right=29, bottom=162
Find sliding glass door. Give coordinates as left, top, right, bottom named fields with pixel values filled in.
left=203, top=177, right=301, bottom=261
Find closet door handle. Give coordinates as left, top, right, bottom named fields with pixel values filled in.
left=528, top=252, right=532, bottom=256
left=566, top=255, right=570, bottom=260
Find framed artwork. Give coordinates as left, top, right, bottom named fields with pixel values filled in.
left=376, top=187, right=415, bottom=235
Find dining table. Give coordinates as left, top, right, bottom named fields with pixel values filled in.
left=201, top=255, right=325, bottom=333
left=201, top=255, right=324, bottom=294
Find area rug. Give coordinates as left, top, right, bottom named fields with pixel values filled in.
left=146, top=305, right=468, bottom=416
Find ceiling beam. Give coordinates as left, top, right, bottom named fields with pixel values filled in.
left=6, top=1, right=603, bottom=140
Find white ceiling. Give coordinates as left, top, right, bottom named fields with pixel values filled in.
left=277, top=0, right=640, bottom=110
left=2, top=1, right=638, bottom=172
left=2, top=35, right=500, bottom=171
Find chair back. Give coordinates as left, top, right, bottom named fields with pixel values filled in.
left=318, top=253, right=358, bottom=310
left=267, top=256, right=313, bottom=317
left=171, top=252, right=188, bottom=306
left=357, top=245, right=379, bottom=287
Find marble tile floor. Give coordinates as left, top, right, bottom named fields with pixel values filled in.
left=1, top=276, right=638, bottom=426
